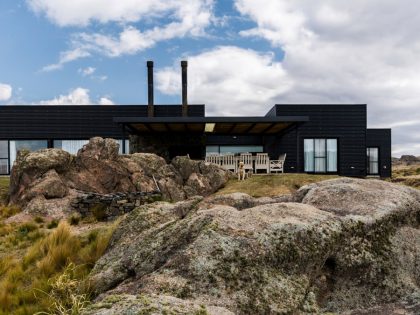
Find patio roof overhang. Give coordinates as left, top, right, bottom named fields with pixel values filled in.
left=113, top=116, right=309, bottom=135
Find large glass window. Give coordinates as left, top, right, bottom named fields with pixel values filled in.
left=367, top=147, right=379, bottom=175
left=10, top=140, right=48, bottom=168
left=206, top=145, right=263, bottom=156
left=304, top=139, right=338, bottom=173
left=54, top=139, right=129, bottom=155
left=0, top=141, right=8, bottom=175
left=54, top=140, right=89, bottom=155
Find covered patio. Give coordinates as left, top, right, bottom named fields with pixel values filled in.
left=114, top=115, right=309, bottom=164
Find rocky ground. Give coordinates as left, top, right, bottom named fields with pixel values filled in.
left=81, top=178, right=420, bottom=315
left=3, top=142, right=420, bottom=314
left=7, top=137, right=230, bottom=220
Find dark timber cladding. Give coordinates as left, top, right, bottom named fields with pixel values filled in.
left=0, top=105, right=205, bottom=139
left=366, top=129, right=392, bottom=177
left=271, top=104, right=367, bottom=177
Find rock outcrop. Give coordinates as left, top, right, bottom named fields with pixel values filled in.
left=9, top=137, right=230, bottom=218
left=87, top=178, right=420, bottom=314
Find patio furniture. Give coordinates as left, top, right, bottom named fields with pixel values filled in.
left=205, top=153, right=220, bottom=165
left=239, top=153, right=253, bottom=172
left=270, top=153, right=286, bottom=173
left=222, top=153, right=236, bottom=172
left=255, top=153, right=270, bottom=173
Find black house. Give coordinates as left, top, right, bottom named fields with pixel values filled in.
left=0, top=61, right=391, bottom=177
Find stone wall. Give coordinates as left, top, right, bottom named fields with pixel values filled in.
left=71, top=191, right=162, bottom=221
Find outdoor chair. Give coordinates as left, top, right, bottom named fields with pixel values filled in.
left=270, top=153, right=286, bottom=173
left=221, top=153, right=236, bottom=172
left=239, top=153, right=253, bottom=173
left=205, top=153, right=220, bottom=165
left=255, top=153, right=270, bottom=173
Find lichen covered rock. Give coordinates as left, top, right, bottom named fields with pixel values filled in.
left=87, top=179, right=420, bottom=314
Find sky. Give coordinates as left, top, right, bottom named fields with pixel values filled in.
left=0, top=0, right=419, bottom=156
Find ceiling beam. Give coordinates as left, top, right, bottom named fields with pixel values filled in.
left=260, top=123, right=275, bottom=134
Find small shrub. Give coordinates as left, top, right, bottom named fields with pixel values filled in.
left=0, top=205, right=21, bottom=220
left=47, top=220, right=59, bottom=229
left=34, top=216, right=44, bottom=224
left=68, top=213, right=81, bottom=226
left=91, top=204, right=108, bottom=221
left=18, top=222, right=38, bottom=236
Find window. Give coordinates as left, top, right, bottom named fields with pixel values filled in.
left=54, top=139, right=129, bottom=155
left=304, top=139, right=337, bottom=173
left=367, top=147, right=379, bottom=175
left=0, top=141, right=8, bottom=175
left=10, top=140, right=48, bottom=168
left=205, top=145, right=263, bottom=156
left=54, top=140, right=89, bottom=155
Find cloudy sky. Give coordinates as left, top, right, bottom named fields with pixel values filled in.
left=0, top=0, right=419, bottom=156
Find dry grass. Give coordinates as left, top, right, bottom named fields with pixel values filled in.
left=0, top=220, right=117, bottom=315
left=0, top=177, right=9, bottom=205
left=217, top=173, right=338, bottom=197
left=389, top=164, right=420, bottom=189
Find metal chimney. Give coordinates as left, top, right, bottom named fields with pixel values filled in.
left=147, top=61, right=154, bottom=117
left=181, top=60, right=188, bottom=117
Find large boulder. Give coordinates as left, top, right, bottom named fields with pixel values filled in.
left=8, top=138, right=230, bottom=218
left=87, top=179, right=420, bottom=314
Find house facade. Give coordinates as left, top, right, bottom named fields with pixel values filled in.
left=0, top=62, right=391, bottom=177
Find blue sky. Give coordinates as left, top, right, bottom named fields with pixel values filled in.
left=0, top=0, right=420, bottom=155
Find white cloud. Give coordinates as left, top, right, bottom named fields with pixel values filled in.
left=78, top=66, right=96, bottom=76
left=99, top=97, right=114, bottom=105
left=36, top=87, right=114, bottom=105
left=156, top=46, right=293, bottom=116
left=234, top=0, right=420, bottom=155
left=42, top=48, right=91, bottom=72
left=31, top=0, right=214, bottom=69
left=0, top=83, right=12, bottom=101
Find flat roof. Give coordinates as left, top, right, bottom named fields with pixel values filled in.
left=114, top=116, right=309, bottom=135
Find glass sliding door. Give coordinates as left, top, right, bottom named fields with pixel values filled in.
left=0, top=141, right=8, bottom=175
left=327, top=139, right=338, bottom=172
left=367, top=147, right=379, bottom=175
left=304, top=139, right=314, bottom=172
left=314, top=139, right=326, bottom=172
left=304, top=139, right=338, bottom=173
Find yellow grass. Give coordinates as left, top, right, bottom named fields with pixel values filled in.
left=0, top=220, right=117, bottom=315
left=0, top=177, right=9, bottom=205
left=217, top=173, right=338, bottom=197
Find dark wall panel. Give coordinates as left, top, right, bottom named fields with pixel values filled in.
left=274, top=105, right=367, bottom=177
left=366, top=129, right=392, bottom=178
left=0, top=105, right=204, bottom=140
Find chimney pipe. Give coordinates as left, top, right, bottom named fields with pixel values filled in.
left=181, top=60, right=188, bottom=117
left=147, top=60, right=154, bottom=117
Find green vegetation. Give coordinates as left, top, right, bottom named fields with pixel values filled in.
left=217, top=174, right=338, bottom=197
left=0, top=219, right=117, bottom=315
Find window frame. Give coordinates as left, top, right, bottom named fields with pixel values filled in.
left=367, top=147, right=380, bottom=175
left=303, top=138, right=339, bottom=174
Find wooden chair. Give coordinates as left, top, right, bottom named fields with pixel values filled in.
left=255, top=153, right=270, bottom=173
left=239, top=153, right=253, bottom=173
left=221, top=153, right=236, bottom=172
left=205, top=153, right=220, bottom=165
left=270, top=153, right=286, bottom=173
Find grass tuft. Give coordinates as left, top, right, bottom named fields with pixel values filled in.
left=0, top=221, right=117, bottom=314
